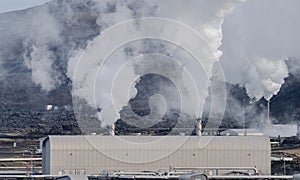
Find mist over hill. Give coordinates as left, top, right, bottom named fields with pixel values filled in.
left=0, top=0, right=299, bottom=136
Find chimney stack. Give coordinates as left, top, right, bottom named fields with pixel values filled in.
left=196, top=118, right=202, bottom=136
left=267, top=100, right=270, bottom=123
left=109, top=123, right=115, bottom=136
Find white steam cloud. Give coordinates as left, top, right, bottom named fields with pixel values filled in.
left=221, top=0, right=300, bottom=100
left=69, top=0, right=239, bottom=127
left=23, top=5, right=62, bottom=91
left=24, top=45, right=60, bottom=91
left=1, top=0, right=300, bottom=132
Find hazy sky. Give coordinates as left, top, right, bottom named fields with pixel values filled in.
left=0, top=0, right=52, bottom=13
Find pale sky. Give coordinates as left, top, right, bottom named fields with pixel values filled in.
left=0, top=0, right=52, bottom=13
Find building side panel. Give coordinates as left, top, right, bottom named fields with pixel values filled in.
left=42, top=139, right=50, bottom=175
left=46, top=136, right=271, bottom=175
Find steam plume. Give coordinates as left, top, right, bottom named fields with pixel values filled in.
left=221, top=0, right=300, bottom=100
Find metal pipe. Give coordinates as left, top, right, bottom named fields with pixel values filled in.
left=173, top=167, right=258, bottom=175
left=196, top=118, right=202, bottom=136
left=0, top=158, right=42, bottom=162
left=110, top=123, right=115, bottom=136
left=0, top=167, right=42, bottom=169
left=208, top=175, right=293, bottom=179
left=267, top=100, right=270, bottom=122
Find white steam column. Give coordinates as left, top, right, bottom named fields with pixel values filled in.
left=196, top=118, right=202, bottom=136
left=109, top=123, right=115, bottom=136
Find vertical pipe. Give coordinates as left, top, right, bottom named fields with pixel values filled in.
left=243, top=99, right=246, bottom=135
left=110, top=123, right=115, bottom=136
left=196, top=118, right=202, bottom=136
left=267, top=100, right=270, bottom=122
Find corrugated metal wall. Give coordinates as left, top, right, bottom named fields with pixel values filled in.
left=43, top=136, right=271, bottom=175
left=42, top=137, right=50, bottom=175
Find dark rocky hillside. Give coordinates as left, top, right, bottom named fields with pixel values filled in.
left=271, top=73, right=300, bottom=124
left=0, top=0, right=299, bottom=136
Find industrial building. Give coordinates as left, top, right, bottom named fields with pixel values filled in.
left=220, top=129, right=264, bottom=136
left=42, top=135, right=271, bottom=176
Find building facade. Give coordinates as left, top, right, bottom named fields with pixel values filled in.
left=42, top=135, right=271, bottom=175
